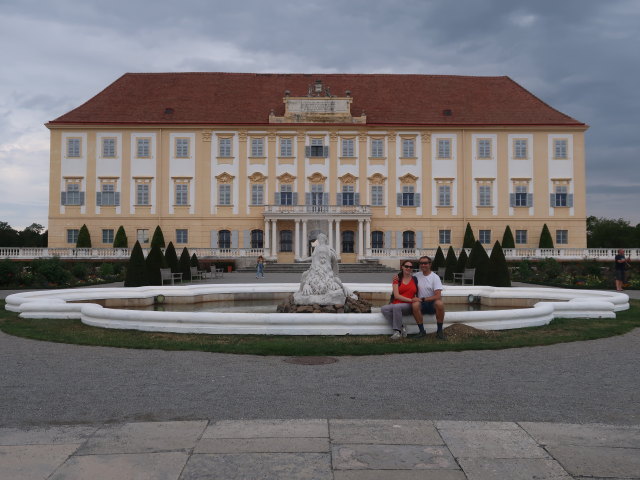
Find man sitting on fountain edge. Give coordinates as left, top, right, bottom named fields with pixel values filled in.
left=411, top=255, right=446, bottom=339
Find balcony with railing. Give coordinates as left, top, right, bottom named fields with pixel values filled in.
left=263, top=204, right=371, bottom=216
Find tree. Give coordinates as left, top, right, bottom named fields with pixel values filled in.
left=455, top=248, right=468, bottom=274
left=467, top=240, right=490, bottom=285
left=432, top=246, right=445, bottom=271
left=190, top=253, right=200, bottom=269
left=462, top=223, right=475, bottom=248
left=488, top=240, right=511, bottom=287
left=179, top=247, right=192, bottom=281
left=502, top=226, right=515, bottom=249
left=150, top=226, right=166, bottom=249
left=76, top=224, right=92, bottom=248
left=164, top=242, right=179, bottom=273
left=586, top=216, right=637, bottom=247
left=145, top=244, right=166, bottom=285
left=0, top=222, right=19, bottom=247
left=113, top=226, right=128, bottom=248
left=19, top=223, right=46, bottom=247
left=444, top=246, right=457, bottom=282
left=124, top=241, right=146, bottom=287
left=538, top=224, right=554, bottom=248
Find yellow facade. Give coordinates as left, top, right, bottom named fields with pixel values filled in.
left=47, top=124, right=587, bottom=260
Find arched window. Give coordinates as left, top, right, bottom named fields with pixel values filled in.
left=371, top=231, right=384, bottom=249
left=280, top=230, right=292, bottom=252
left=402, top=230, right=415, bottom=249
left=219, top=230, right=231, bottom=249
left=251, top=229, right=263, bottom=249
left=342, top=230, right=354, bottom=253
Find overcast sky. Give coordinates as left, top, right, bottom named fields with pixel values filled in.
left=1, top=0, right=639, bottom=231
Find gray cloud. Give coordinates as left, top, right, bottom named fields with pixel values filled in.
left=0, top=0, right=639, bottom=228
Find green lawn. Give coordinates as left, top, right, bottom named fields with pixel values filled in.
left=1, top=299, right=638, bottom=356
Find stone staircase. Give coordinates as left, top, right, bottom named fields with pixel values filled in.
left=236, top=262, right=396, bottom=274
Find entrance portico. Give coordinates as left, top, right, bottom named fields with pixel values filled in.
left=263, top=205, right=371, bottom=262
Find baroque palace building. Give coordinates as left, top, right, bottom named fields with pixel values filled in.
left=46, top=73, right=588, bottom=264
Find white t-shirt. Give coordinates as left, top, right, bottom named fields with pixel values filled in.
left=414, top=271, right=443, bottom=299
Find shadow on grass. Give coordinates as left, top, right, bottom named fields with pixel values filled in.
left=1, top=300, right=638, bottom=356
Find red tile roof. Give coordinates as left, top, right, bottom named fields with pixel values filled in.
left=48, top=73, right=585, bottom=127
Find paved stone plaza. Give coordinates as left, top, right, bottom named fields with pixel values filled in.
left=1, top=419, right=639, bottom=479
left=1, top=274, right=639, bottom=478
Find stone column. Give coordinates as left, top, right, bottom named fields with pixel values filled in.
left=302, top=219, right=308, bottom=258
left=357, top=219, right=364, bottom=259
left=264, top=219, right=270, bottom=257
left=271, top=219, right=277, bottom=257
left=294, top=219, right=300, bottom=260
left=328, top=219, right=334, bottom=250
left=365, top=219, right=371, bottom=255
left=335, top=219, right=341, bottom=255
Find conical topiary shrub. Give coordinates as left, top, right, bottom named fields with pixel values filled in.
left=488, top=240, right=511, bottom=287
left=539, top=224, right=554, bottom=248
left=190, top=253, right=200, bottom=269
left=179, top=247, right=192, bottom=282
left=113, top=226, right=128, bottom=248
left=145, top=244, right=166, bottom=286
left=444, top=246, right=457, bottom=282
left=124, top=240, right=146, bottom=287
left=502, top=226, right=515, bottom=249
left=76, top=224, right=92, bottom=248
left=467, top=240, right=490, bottom=285
left=463, top=223, right=475, bottom=249
left=455, top=248, right=468, bottom=275
left=164, top=242, right=179, bottom=273
left=432, top=246, right=445, bottom=271
left=150, top=226, right=166, bottom=249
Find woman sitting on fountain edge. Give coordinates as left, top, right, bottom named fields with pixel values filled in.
left=381, top=261, right=419, bottom=340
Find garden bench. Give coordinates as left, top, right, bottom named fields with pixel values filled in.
left=453, top=268, right=475, bottom=285
left=209, top=266, right=224, bottom=278
left=436, top=267, right=446, bottom=281
left=160, top=268, right=183, bottom=285
left=190, top=266, right=206, bottom=281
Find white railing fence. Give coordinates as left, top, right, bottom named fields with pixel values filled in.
left=1, top=247, right=638, bottom=261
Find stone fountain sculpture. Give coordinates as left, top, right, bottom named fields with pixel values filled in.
left=293, top=233, right=355, bottom=305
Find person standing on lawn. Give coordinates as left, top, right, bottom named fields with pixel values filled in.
left=614, top=249, right=630, bottom=292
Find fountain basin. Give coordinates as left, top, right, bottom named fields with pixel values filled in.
left=5, top=284, right=629, bottom=335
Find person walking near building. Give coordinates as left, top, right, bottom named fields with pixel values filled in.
left=256, top=255, right=265, bottom=279
left=615, top=249, right=630, bottom=291
left=412, top=256, right=446, bottom=339
left=381, top=261, right=418, bottom=340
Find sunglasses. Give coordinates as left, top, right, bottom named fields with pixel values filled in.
left=402, top=264, right=413, bottom=268
left=419, top=261, right=431, bottom=265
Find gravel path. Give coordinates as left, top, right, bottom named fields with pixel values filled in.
left=1, top=326, right=638, bottom=427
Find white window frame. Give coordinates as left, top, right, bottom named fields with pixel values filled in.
left=251, top=138, right=264, bottom=157
left=479, top=230, right=491, bottom=244
left=67, top=229, right=79, bottom=244
left=251, top=184, right=264, bottom=206
left=371, top=138, right=384, bottom=158
left=136, top=138, right=150, bottom=158
left=102, top=138, right=116, bottom=158
left=478, top=184, right=492, bottom=207
left=176, top=229, right=188, bottom=244
left=279, top=138, right=292, bottom=157
left=175, top=183, right=189, bottom=206
left=514, top=139, right=528, bottom=159
left=515, top=230, right=528, bottom=244
left=556, top=229, right=568, bottom=245
left=478, top=139, right=491, bottom=159
left=102, top=229, right=114, bottom=244
left=401, top=138, right=415, bottom=158
left=437, top=139, right=451, bottom=159
left=439, top=229, right=451, bottom=244
left=515, top=185, right=528, bottom=207
left=219, top=138, right=232, bottom=157
left=175, top=138, right=189, bottom=158
left=137, top=229, right=149, bottom=244
left=371, top=185, right=384, bottom=206
left=341, top=138, right=355, bottom=157
left=218, top=183, right=231, bottom=205
left=401, top=185, right=415, bottom=207
left=67, top=138, right=81, bottom=158
left=136, top=183, right=149, bottom=205
left=554, top=139, right=568, bottom=159
left=438, top=184, right=451, bottom=207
